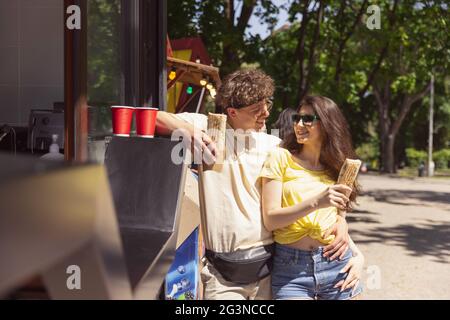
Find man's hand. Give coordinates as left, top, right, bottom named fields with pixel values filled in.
left=156, top=111, right=217, bottom=164
left=194, top=131, right=217, bottom=165
left=335, top=253, right=365, bottom=293
left=180, top=128, right=217, bottom=165
left=323, top=215, right=349, bottom=261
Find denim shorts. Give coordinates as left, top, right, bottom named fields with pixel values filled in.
left=271, top=243, right=363, bottom=300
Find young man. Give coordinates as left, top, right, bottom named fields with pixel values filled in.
left=156, top=69, right=352, bottom=299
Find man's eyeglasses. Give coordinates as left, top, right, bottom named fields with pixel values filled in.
left=261, top=99, right=273, bottom=114
left=292, top=114, right=320, bottom=126
left=236, top=98, right=273, bottom=114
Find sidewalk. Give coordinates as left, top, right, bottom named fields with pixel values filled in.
left=348, top=174, right=450, bottom=299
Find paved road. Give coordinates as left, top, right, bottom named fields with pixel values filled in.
left=348, top=174, right=450, bottom=299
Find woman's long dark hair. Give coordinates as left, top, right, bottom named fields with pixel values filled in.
left=273, top=107, right=297, bottom=140
left=282, top=95, right=361, bottom=209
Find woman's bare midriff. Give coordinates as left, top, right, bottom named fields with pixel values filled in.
left=284, top=236, right=326, bottom=251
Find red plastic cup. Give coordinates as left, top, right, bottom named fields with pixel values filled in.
left=111, top=106, right=135, bottom=137
left=135, top=107, right=158, bottom=138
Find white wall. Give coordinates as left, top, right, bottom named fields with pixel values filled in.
left=0, top=0, right=64, bottom=126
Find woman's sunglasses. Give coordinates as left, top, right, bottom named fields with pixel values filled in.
left=291, top=114, right=321, bottom=125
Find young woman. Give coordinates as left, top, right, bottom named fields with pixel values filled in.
left=260, top=95, right=364, bottom=300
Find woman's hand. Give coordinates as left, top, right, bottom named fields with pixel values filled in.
left=318, top=184, right=352, bottom=211
left=335, top=253, right=365, bottom=293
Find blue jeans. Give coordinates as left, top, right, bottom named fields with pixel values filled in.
left=272, top=243, right=363, bottom=300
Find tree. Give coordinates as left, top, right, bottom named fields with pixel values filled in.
left=262, top=0, right=378, bottom=145
left=169, top=0, right=450, bottom=172
left=369, top=1, right=449, bottom=172
left=168, top=0, right=281, bottom=77
left=272, top=0, right=449, bottom=172
left=86, top=0, right=122, bottom=136
left=403, top=78, right=450, bottom=151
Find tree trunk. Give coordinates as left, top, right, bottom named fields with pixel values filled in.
left=382, top=133, right=396, bottom=173
left=378, top=118, right=398, bottom=173
left=374, top=82, right=431, bottom=173
left=374, top=83, right=393, bottom=173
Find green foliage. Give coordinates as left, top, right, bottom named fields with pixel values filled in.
left=260, top=22, right=300, bottom=118
left=168, top=0, right=281, bottom=75
left=87, top=0, right=121, bottom=105
left=391, top=73, right=417, bottom=94
left=87, top=0, right=121, bottom=137
left=404, top=80, right=450, bottom=151
left=434, top=100, right=450, bottom=149
left=406, top=148, right=427, bottom=168
left=433, top=149, right=450, bottom=169
left=356, top=140, right=380, bottom=170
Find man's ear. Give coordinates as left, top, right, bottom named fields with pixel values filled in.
left=226, top=107, right=237, bottom=118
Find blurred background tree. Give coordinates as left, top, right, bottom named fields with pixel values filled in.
left=168, top=0, right=450, bottom=174
left=168, top=0, right=282, bottom=77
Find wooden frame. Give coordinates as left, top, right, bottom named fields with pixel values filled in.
left=167, top=57, right=221, bottom=89
left=64, top=0, right=167, bottom=162
left=64, top=0, right=87, bottom=162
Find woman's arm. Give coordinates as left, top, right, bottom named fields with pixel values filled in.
left=261, top=178, right=320, bottom=231
left=261, top=178, right=352, bottom=232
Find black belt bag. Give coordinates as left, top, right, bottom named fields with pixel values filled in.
left=205, top=244, right=274, bottom=285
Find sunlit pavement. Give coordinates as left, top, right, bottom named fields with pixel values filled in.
left=348, top=173, right=450, bottom=299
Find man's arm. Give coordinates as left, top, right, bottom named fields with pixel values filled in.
left=322, top=188, right=353, bottom=259
left=156, top=111, right=194, bottom=136
left=335, top=237, right=365, bottom=292
left=323, top=215, right=350, bottom=260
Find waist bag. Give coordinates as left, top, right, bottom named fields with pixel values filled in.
left=205, top=244, right=274, bottom=285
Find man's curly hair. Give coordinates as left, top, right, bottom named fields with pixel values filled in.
left=215, top=69, right=275, bottom=113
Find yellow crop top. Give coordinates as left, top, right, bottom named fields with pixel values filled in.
left=259, top=147, right=337, bottom=245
